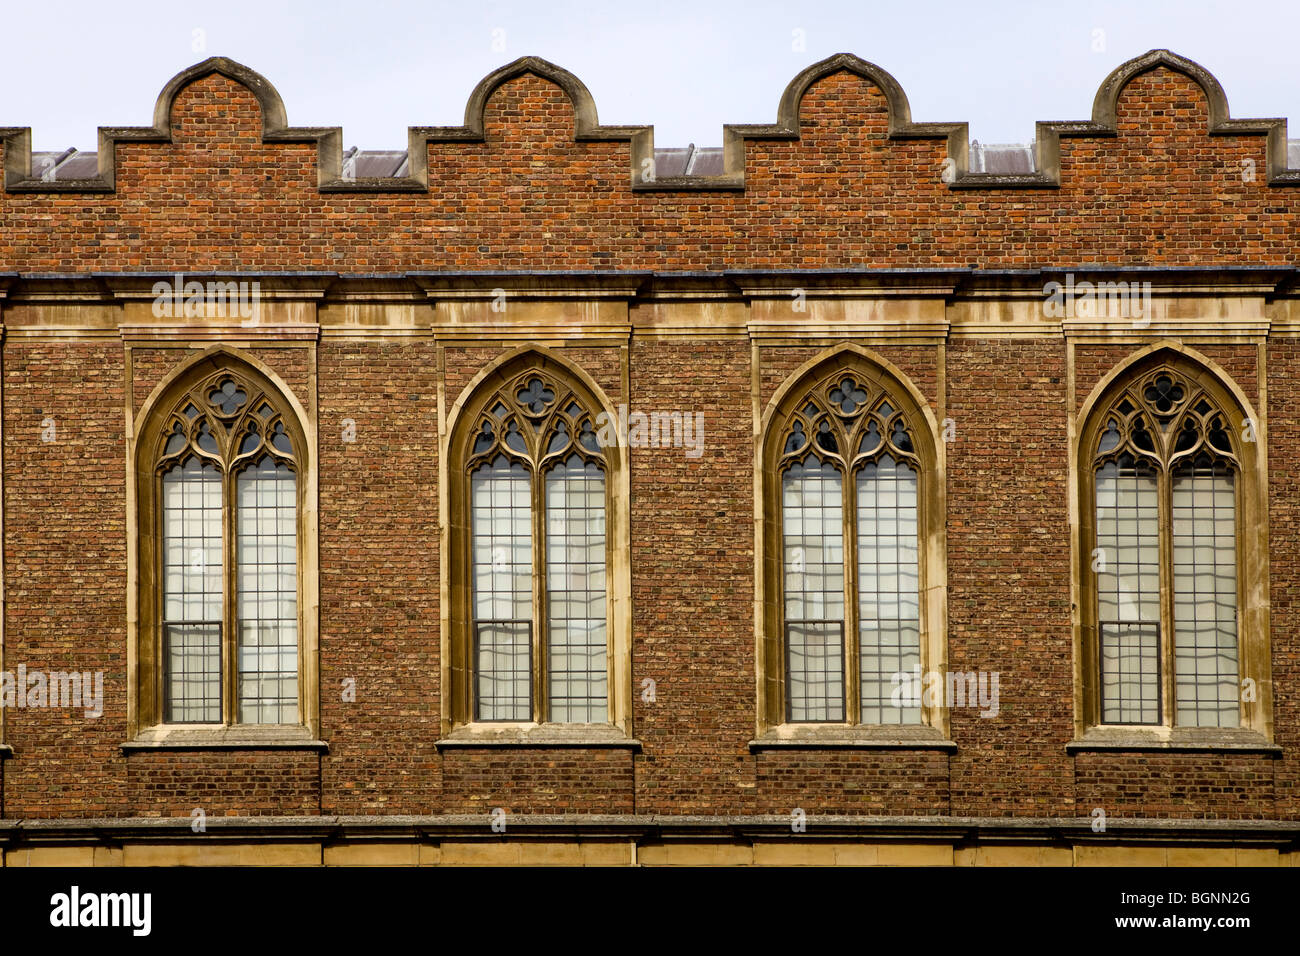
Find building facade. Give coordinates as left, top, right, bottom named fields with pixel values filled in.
left=0, top=48, right=1298, bottom=866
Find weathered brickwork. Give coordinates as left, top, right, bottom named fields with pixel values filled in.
left=1074, top=753, right=1276, bottom=820
left=945, top=340, right=1074, bottom=817
left=126, top=751, right=320, bottom=816
left=628, top=337, right=754, bottom=813
left=317, top=340, right=441, bottom=815
left=440, top=749, right=635, bottom=815
left=1264, top=341, right=1300, bottom=820
left=3, top=342, right=127, bottom=819
left=756, top=750, right=951, bottom=815
left=2, top=61, right=1298, bottom=272
left=0, top=48, right=1298, bottom=863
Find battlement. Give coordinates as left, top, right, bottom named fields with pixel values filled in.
left=3, top=50, right=1299, bottom=194
left=0, top=50, right=1296, bottom=275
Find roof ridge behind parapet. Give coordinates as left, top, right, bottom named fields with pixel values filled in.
left=1, top=48, right=1296, bottom=195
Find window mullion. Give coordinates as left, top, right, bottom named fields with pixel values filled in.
left=844, top=462, right=859, bottom=726
left=223, top=464, right=237, bottom=727
left=1234, top=473, right=1247, bottom=727
left=532, top=463, right=546, bottom=725
left=1159, top=464, right=1175, bottom=728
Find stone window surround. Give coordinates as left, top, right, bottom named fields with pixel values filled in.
left=436, top=345, right=635, bottom=748
left=125, top=345, right=323, bottom=750
left=1070, top=343, right=1273, bottom=751
left=753, top=344, right=953, bottom=750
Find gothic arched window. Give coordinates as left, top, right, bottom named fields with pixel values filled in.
left=445, top=355, right=631, bottom=733
left=135, top=359, right=309, bottom=730
left=759, top=350, right=945, bottom=735
left=1082, top=360, right=1254, bottom=729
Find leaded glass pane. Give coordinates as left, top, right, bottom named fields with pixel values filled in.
left=162, top=458, right=223, bottom=723
left=857, top=456, right=921, bottom=724
left=783, top=456, right=845, bottom=722
left=472, top=456, right=533, bottom=720
left=545, top=456, right=608, bottom=723
left=236, top=457, right=298, bottom=724
left=1172, top=459, right=1239, bottom=727
left=1096, top=457, right=1161, bottom=724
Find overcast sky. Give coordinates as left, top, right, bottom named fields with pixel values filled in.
left=2, top=0, right=1297, bottom=152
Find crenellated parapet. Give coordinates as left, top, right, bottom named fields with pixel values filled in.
left=2, top=49, right=1296, bottom=195
left=1, top=49, right=1297, bottom=273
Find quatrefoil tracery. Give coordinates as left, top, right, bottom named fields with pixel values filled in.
left=780, top=372, right=917, bottom=470
left=208, top=378, right=249, bottom=416
left=515, top=377, right=556, bottom=416
left=1094, top=368, right=1237, bottom=472
left=469, top=370, right=605, bottom=473
left=829, top=377, right=868, bottom=416
left=158, top=371, right=296, bottom=474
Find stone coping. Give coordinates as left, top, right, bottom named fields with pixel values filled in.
left=2, top=814, right=1299, bottom=847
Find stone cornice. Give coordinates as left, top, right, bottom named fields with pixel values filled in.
left=98, top=272, right=337, bottom=300
left=0, top=267, right=1295, bottom=308
left=729, top=269, right=964, bottom=298
left=408, top=271, right=651, bottom=300
left=1, top=814, right=1299, bottom=848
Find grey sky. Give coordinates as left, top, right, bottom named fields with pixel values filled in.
left=2, top=0, right=1297, bottom=152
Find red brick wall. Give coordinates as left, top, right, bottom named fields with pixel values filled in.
left=3, top=343, right=128, bottom=818
left=0, top=56, right=1296, bottom=825
left=1265, top=342, right=1300, bottom=819
left=630, top=338, right=754, bottom=813
left=0, top=66, right=1295, bottom=272
left=126, top=751, right=320, bottom=817
left=317, top=340, right=441, bottom=815
left=441, top=750, right=635, bottom=814
left=756, top=751, right=950, bottom=815
left=946, top=340, right=1075, bottom=817
left=1074, top=753, right=1275, bottom=819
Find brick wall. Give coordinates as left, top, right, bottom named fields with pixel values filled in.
left=0, top=51, right=1296, bottom=828
left=0, top=66, right=1296, bottom=272
left=126, top=751, right=320, bottom=817
left=3, top=343, right=127, bottom=818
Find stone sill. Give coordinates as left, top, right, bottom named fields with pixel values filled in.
left=435, top=723, right=641, bottom=751
left=0, top=743, right=11, bottom=760
left=122, top=725, right=329, bottom=753
left=749, top=725, right=957, bottom=752
left=1066, top=727, right=1280, bottom=755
